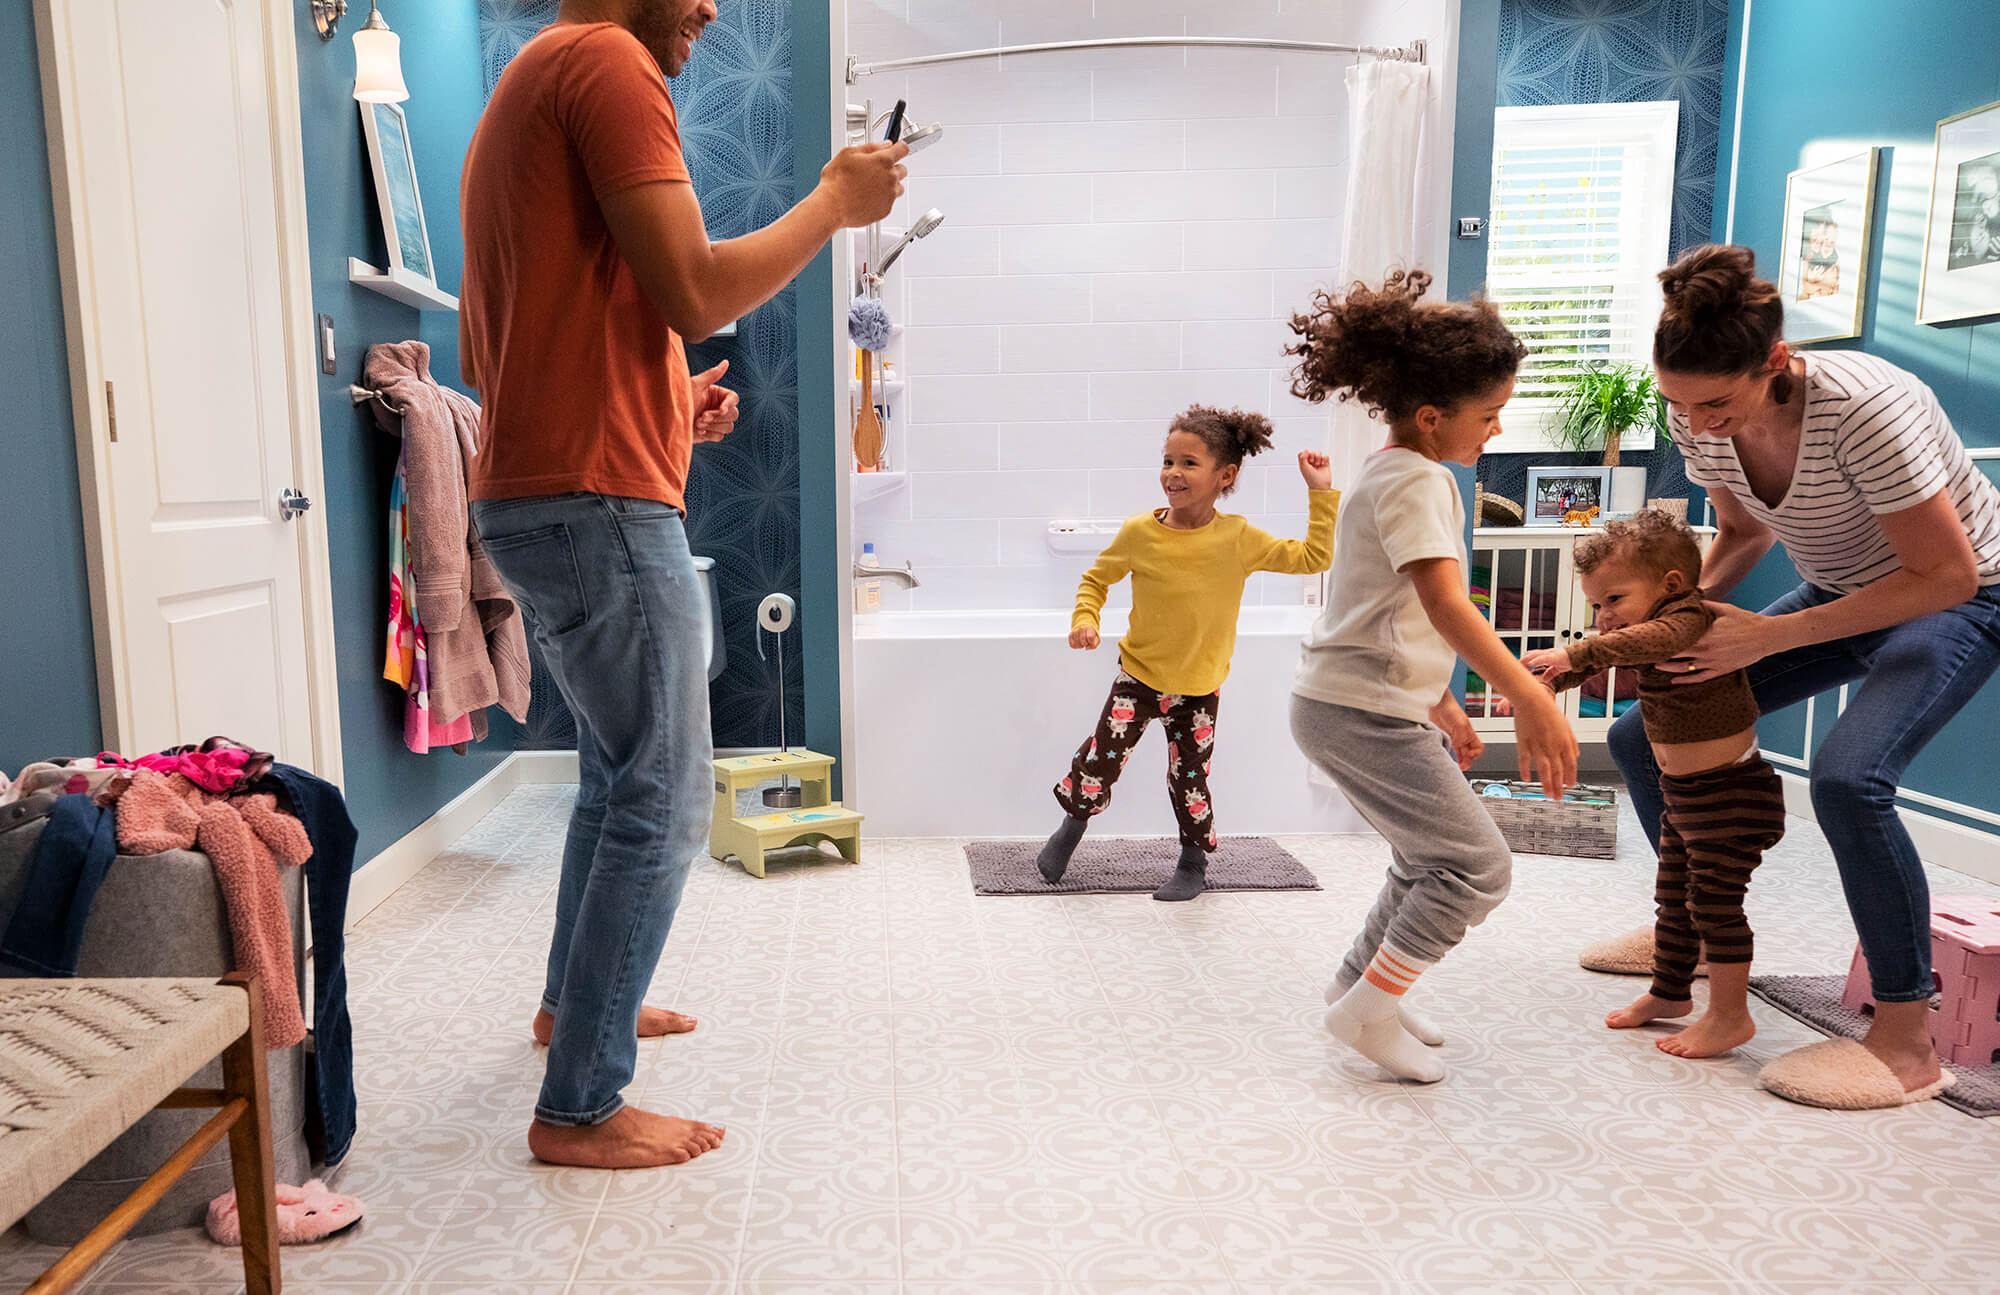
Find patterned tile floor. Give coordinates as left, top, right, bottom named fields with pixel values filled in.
left=9, top=781, right=2000, bottom=1294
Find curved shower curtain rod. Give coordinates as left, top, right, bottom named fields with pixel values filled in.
left=846, top=35, right=1427, bottom=84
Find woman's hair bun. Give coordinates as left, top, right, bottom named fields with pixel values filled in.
left=1653, top=244, right=1784, bottom=377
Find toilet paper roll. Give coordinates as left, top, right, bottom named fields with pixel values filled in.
left=757, top=592, right=796, bottom=634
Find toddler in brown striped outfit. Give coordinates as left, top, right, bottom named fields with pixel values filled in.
left=1523, top=510, right=1786, bottom=1059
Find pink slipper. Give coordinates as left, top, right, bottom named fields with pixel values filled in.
left=207, top=1179, right=365, bottom=1245
left=1758, top=1038, right=1957, bottom=1110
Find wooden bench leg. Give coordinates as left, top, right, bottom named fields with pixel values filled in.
left=220, top=972, right=280, bottom=1295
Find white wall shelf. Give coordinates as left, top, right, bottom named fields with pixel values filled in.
left=347, top=258, right=458, bottom=312
left=850, top=377, right=905, bottom=398
left=851, top=471, right=907, bottom=506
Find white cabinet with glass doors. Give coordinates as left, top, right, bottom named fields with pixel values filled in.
left=1463, top=525, right=1716, bottom=742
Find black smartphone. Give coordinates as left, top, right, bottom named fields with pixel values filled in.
left=885, top=99, right=907, bottom=143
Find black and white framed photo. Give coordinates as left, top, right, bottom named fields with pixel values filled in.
left=358, top=100, right=435, bottom=283
left=1778, top=149, right=1878, bottom=343
left=1524, top=466, right=1613, bottom=526
left=1918, top=98, right=2000, bottom=325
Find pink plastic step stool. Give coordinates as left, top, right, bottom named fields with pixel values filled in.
left=1840, top=894, right=2000, bottom=1067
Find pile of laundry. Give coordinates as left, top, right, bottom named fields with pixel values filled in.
left=0, top=739, right=359, bottom=1167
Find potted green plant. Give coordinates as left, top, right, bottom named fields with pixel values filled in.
left=1549, top=362, right=1667, bottom=467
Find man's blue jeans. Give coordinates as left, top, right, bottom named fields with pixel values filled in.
left=1609, top=583, right=2000, bottom=1003
left=472, top=493, right=712, bottom=1124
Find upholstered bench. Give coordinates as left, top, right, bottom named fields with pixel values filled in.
left=0, top=975, right=279, bottom=1295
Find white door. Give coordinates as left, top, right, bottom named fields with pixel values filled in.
left=37, top=0, right=337, bottom=772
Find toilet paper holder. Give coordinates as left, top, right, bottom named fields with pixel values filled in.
left=756, top=594, right=803, bottom=808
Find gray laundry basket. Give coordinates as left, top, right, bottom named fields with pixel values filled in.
left=0, top=797, right=312, bottom=1243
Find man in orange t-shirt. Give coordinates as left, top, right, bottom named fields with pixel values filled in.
left=460, top=0, right=904, bottom=1170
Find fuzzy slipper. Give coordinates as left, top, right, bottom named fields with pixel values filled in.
left=1578, top=925, right=1708, bottom=978
left=207, top=1180, right=364, bottom=1246
left=1758, top=1038, right=1957, bottom=1110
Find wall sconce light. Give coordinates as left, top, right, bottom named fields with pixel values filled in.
left=351, top=3, right=409, bottom=103
left=311, top=0, right=347, bottom=40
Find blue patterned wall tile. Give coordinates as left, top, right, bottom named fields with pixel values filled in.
left=478, top=0, right=802, bottom=749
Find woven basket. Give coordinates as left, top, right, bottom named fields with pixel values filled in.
left=1469, top=779, right=1619, bottom=859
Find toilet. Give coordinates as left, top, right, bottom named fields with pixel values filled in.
left=693, top=556, right=726, bottom=682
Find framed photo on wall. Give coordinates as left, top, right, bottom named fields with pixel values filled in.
left=358, top=100, right=436, bottom=283
left=1918, top=98, right=2000, bottom=325
left=1778, top=149, right=1878, bottom=343
left=1524, top=466, right=1613, bottom=526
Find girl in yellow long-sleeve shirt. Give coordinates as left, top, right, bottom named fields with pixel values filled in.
left=1037, top=405, right=1338, bottom=901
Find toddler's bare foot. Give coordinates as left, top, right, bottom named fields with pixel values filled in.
left=528, top=1106, right=725, bottom=1168
left=1658, top=1011, right=1756, bottom=1058
left=532, top=1005, right=698, bottom=1046
left=1605, top=994, right=1693, bottom=1029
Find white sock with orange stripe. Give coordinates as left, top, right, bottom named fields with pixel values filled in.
left=1324, top=976, right=1444, bottom=1047
left=1323, top=945, right=1444, bottom=1083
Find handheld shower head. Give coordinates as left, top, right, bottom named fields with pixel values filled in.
left=874, top=208, right=946, bottom=276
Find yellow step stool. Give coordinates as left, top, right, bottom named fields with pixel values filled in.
left=709, top=750, right=862, bottom=877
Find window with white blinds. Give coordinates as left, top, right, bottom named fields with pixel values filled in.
left=1485, top=101, right=1679, bottom=453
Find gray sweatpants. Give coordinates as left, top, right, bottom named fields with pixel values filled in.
left=1291, top=695, right=1512, bottom=985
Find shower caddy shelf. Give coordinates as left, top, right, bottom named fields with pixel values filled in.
left=851, top=472, right=906, bottom=505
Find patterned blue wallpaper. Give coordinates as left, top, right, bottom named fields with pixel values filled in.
left=1483, top=0, right=1731, bottom=507
left=1496, top=0, right=1730, bottom=257
left=476, top=2, right=804, bottom=750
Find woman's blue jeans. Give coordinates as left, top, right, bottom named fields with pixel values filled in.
left=472, top=493, right=713, bottom=1124
left=1608, top=583, right=2000, bottom=1002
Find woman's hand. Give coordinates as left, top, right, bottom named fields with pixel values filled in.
left=1298, top=450, right=1333, bottom=491
left=1428, top=696, right=1484, bottom=771
left=1506, top=688, right=1577, bottom=801
left=1069, top=626, right=1100, bottom=650
left=1669, top=602, right=1784, bottom=683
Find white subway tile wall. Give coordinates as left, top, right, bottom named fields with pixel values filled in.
left=847, top=0, right=1455, bottom=612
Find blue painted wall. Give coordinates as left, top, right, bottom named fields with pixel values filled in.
left=2, top=2, right=515, bottom=865
left=1710, top=0, right=2000, bottom=826
left=0, top=2, right=101, bottom=773
left=476, top=1, right=821, bottom=755
left=1478, top=0, right=1734, bottom=510
left=294, top=1, right=521, bottom=865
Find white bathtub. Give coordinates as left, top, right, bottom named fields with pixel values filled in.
left=851, top=605, right=1367, bottom=839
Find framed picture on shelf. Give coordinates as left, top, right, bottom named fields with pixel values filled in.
left=1524, top=466, right=1613, bottom=526
left=1778, top=148, right=1878, bottom=343
left=1918, top=97, right=2000, bottom=325
left=358, top=100, right=436, bottom=282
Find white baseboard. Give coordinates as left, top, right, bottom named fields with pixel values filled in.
left=346, top=752, right=559, bottom=931
left=1775, top=770, right=2000, bottom=888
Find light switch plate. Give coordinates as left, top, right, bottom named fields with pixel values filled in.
left=1456, top=216, right=1486, bottom=240
left=317, top=313, right=336, bottom=375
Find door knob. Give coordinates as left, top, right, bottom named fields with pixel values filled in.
left=279, top=488, right=313, bottom=520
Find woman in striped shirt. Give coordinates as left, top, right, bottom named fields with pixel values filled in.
left=1600, top=244, right=2000, bottom=1110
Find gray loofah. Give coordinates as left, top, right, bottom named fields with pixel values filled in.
left=847, top=296, right=893, bottom=350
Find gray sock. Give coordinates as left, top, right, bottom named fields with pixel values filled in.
left=1152, top=844, right=1207, bottom=902
left=1037, top=816, right=1088, bottom=883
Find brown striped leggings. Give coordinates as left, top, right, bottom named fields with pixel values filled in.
left=1651, top=756, right=1788, bottom=1002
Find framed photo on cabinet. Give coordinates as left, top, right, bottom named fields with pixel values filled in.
left=1918, top=98, right=2000, bottom=325
left=1778, top=148, right=1878, bottom=343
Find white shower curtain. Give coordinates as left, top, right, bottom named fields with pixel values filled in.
left=1327, top=58, right=1432, bottom=493
left=1306, top=57, right=1432, bottom=824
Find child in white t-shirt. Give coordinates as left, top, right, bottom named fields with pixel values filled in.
left=1285, top=269, right=1578, bottom=1083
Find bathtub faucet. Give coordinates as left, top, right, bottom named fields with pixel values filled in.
left=853, top=559, right=919, bottom=589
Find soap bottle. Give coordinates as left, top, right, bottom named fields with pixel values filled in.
left=854, top=542, right=882, bottom=615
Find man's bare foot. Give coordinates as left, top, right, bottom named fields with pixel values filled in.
left=1657, top=1011, right=1755, bottom=1058
left=1605, top=993, right=1693, bottom=1029
left=528, top=1106, right=725, bottom=1169
left=532, top=1005, right=698, bottom=1046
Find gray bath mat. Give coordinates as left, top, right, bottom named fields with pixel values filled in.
left=1748, top=974, right=2000, bottom=1118
left=965, top=836, right=1319, bottom=896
